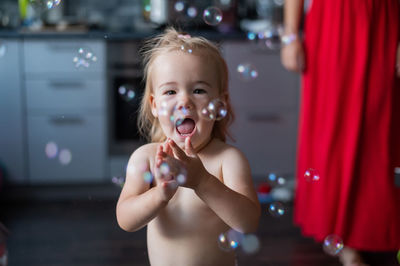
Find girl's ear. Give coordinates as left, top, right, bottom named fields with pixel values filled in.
left=150, top=94, right=158, bottom=117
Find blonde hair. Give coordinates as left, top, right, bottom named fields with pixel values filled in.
left=138, top=27, right=234, bottom=143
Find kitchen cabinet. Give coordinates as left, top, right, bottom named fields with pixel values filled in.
left=223, top=41, right=300, bottom=179
left=0, top=39, right=27, bottom=184
left=23, top=39, right=108, bottom=184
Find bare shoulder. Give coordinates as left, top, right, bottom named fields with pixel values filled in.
left=207, top=139, right=248, bottom=163
left=128, top=142, right=159, bottom=165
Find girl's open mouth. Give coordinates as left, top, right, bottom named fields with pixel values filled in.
left=175, top=118, right=196, bottom=137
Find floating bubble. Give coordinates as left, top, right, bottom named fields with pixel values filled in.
left=174, top=1, right=185, bottom=12
left=112, top=176, right=125, bottom=188
left=264, top=26, right=284, bottom=50
left=118, top=84, right=137, bottom=102
left=159, top=162, right=170, bottom=176
left=45, top=141, right=58, bottom=159
left=73, top=47, right=97, bottom=69
left=218, top=230, right=242, bottom=252
left=176, top=173, right=186, bottom=185
left=201, top=99, right=228, bottom=121
left=186, top=6, right=198, bottom=18
left=180, top=44, right=193, bottom=54
left=29, top=0, right=61, bottom=9
left=323, top=234, right=344, bottom=256
left=143, top=171, right=153, bottom=183
left=304, top=168, right=320, bottom=182
left=268, top=202, right=285, bottom=217
left=59, top=148, right=72, bottom=165
left=237, top=63, right=258, bottom=81
left=158, top=101, right=169, bottom=117
left=203, top=7, right=223, bottom=26
left=241, top=234, right=260, bottom=254
left=247, top=32, right=257, bottom=41
left=0, top=42, right=6, bottom=58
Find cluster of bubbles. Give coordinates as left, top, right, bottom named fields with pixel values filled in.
left=304, top=168, right=320, bottom=182
left=323, top=234, right=344, bottom=256
left=180, top=44, right=193, bottom=54
left=159, top=161, right=187, bottom=185
left=157, top=98, right=228, bottom=127
left=237, top=63, right=258, bottom=81
left=72, top=47, right=97, bottom=69
left=246, top=24, right=285, bottom=50
left=118, top=84, right=138, bottom=103
left=173, top=3, right=223, bottom=26
left=201, top=99, right=228, bottom=121
left=111, top=176, right=125, bottom=188
left=218, top=229, right=260, bottom=254
left=45, top=141, right=72, bottom=165
left=29, top=0, right=62, bottom=10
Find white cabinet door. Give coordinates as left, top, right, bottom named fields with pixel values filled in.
left=27, top=114, right=106, bottom=184
left=0, top=39, right=26, bottom=183
left=229, top=108, right=297, bottom=177
left=223, top=41, right=300, bottom=179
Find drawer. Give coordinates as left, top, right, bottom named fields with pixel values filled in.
left=228, top=108, right=298, bottom=177
left=223, top=41, right=299, bottom=111
left=26, top=79, right=105, bottom=111
left=23, top=39, right=105, bottom=74
left=27, top=114, right=107, bottom=184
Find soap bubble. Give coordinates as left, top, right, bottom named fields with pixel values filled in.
left=73, top=47, right=97, bottom=69
left=241, top=234, right=260, bottom=254
left=180, top=44, right=193, bottom=54
left=323, top=234, right=344, bottom=256
left=186, top=6, right=198, bottom=18
left=0, top=42, right=6, bottom=58
left=174, top=1, right=185, bottom=12
left=59, top=148, right=72, bottom=165
left=29, top=0, right=61, bottom=9
left=218, top=229, right=242, bottom=252
left=143, top=171, right=153, bottom=183
left=237, top=63, right=258, bottom=81
left=267, top=172, right=286, bottom=187
left=203, top=7, right=223, bottom=26
left=304, top=168, right=320, bottom=182
left=118, top=84, right=137, bottom=103
left=264, top=25, right=284, bottom=50
left=268, top=201, right=285, bottom=217
left=45, top=141, right=58, bottom=159
left=112, top=176, right=125, bottom=188
left=201, top=99, right=228, bottom=121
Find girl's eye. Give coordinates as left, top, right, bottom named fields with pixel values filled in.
left=193, top=88, right=206, bottom=94
left=165, top=90, right=176, bottom=95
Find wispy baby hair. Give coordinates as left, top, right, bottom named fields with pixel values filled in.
left=138, top=27, right=234, bottom=143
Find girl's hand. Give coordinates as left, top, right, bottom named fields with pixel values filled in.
left=396, top=42, right=400, bottom=78
left=281, top=39, right=305, bottom=73
left=166, top=137, right=209, bottom=190
left=154, top=144, right=178, bottom=202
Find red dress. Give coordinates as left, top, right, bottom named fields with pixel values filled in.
left=295, top=0, right=400, bottom=250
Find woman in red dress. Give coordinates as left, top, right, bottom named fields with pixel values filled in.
left=281, top=0, right=400, bottom=265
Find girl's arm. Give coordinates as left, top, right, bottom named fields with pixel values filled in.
left=167, top=138, right=261, bottom=233
left=194, top=147, right=261, bottom=233
left=281, top=0, right=305, bottom=72
left=116, top=144, right=177, bottom=232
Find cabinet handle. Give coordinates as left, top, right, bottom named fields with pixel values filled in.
left=49, top=116, right=84, bottom=125
left=247, top=113, right=282, bottom=123
left=49, top=81, right=85, bottom=89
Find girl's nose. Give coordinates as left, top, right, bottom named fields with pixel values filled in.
left=177, top=93, right=193, bottom=110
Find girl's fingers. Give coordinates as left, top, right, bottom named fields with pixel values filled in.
left=168, top=139, right=187, bottom=160
left=185, top=137, right=196, bottom=157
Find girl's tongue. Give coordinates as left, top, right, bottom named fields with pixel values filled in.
left=176, top=118, right=195, bottom=135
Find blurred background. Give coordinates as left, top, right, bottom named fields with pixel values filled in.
left=0, top=0, right=375, bottom=265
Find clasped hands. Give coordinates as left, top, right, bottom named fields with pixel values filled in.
left=154, top=137, right=209, bottom=202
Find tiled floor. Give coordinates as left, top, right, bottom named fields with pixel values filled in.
left=0, top=185, right=398, bottom=266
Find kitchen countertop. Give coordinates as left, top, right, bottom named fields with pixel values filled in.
left=0, top=28, right=247, bottom=41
